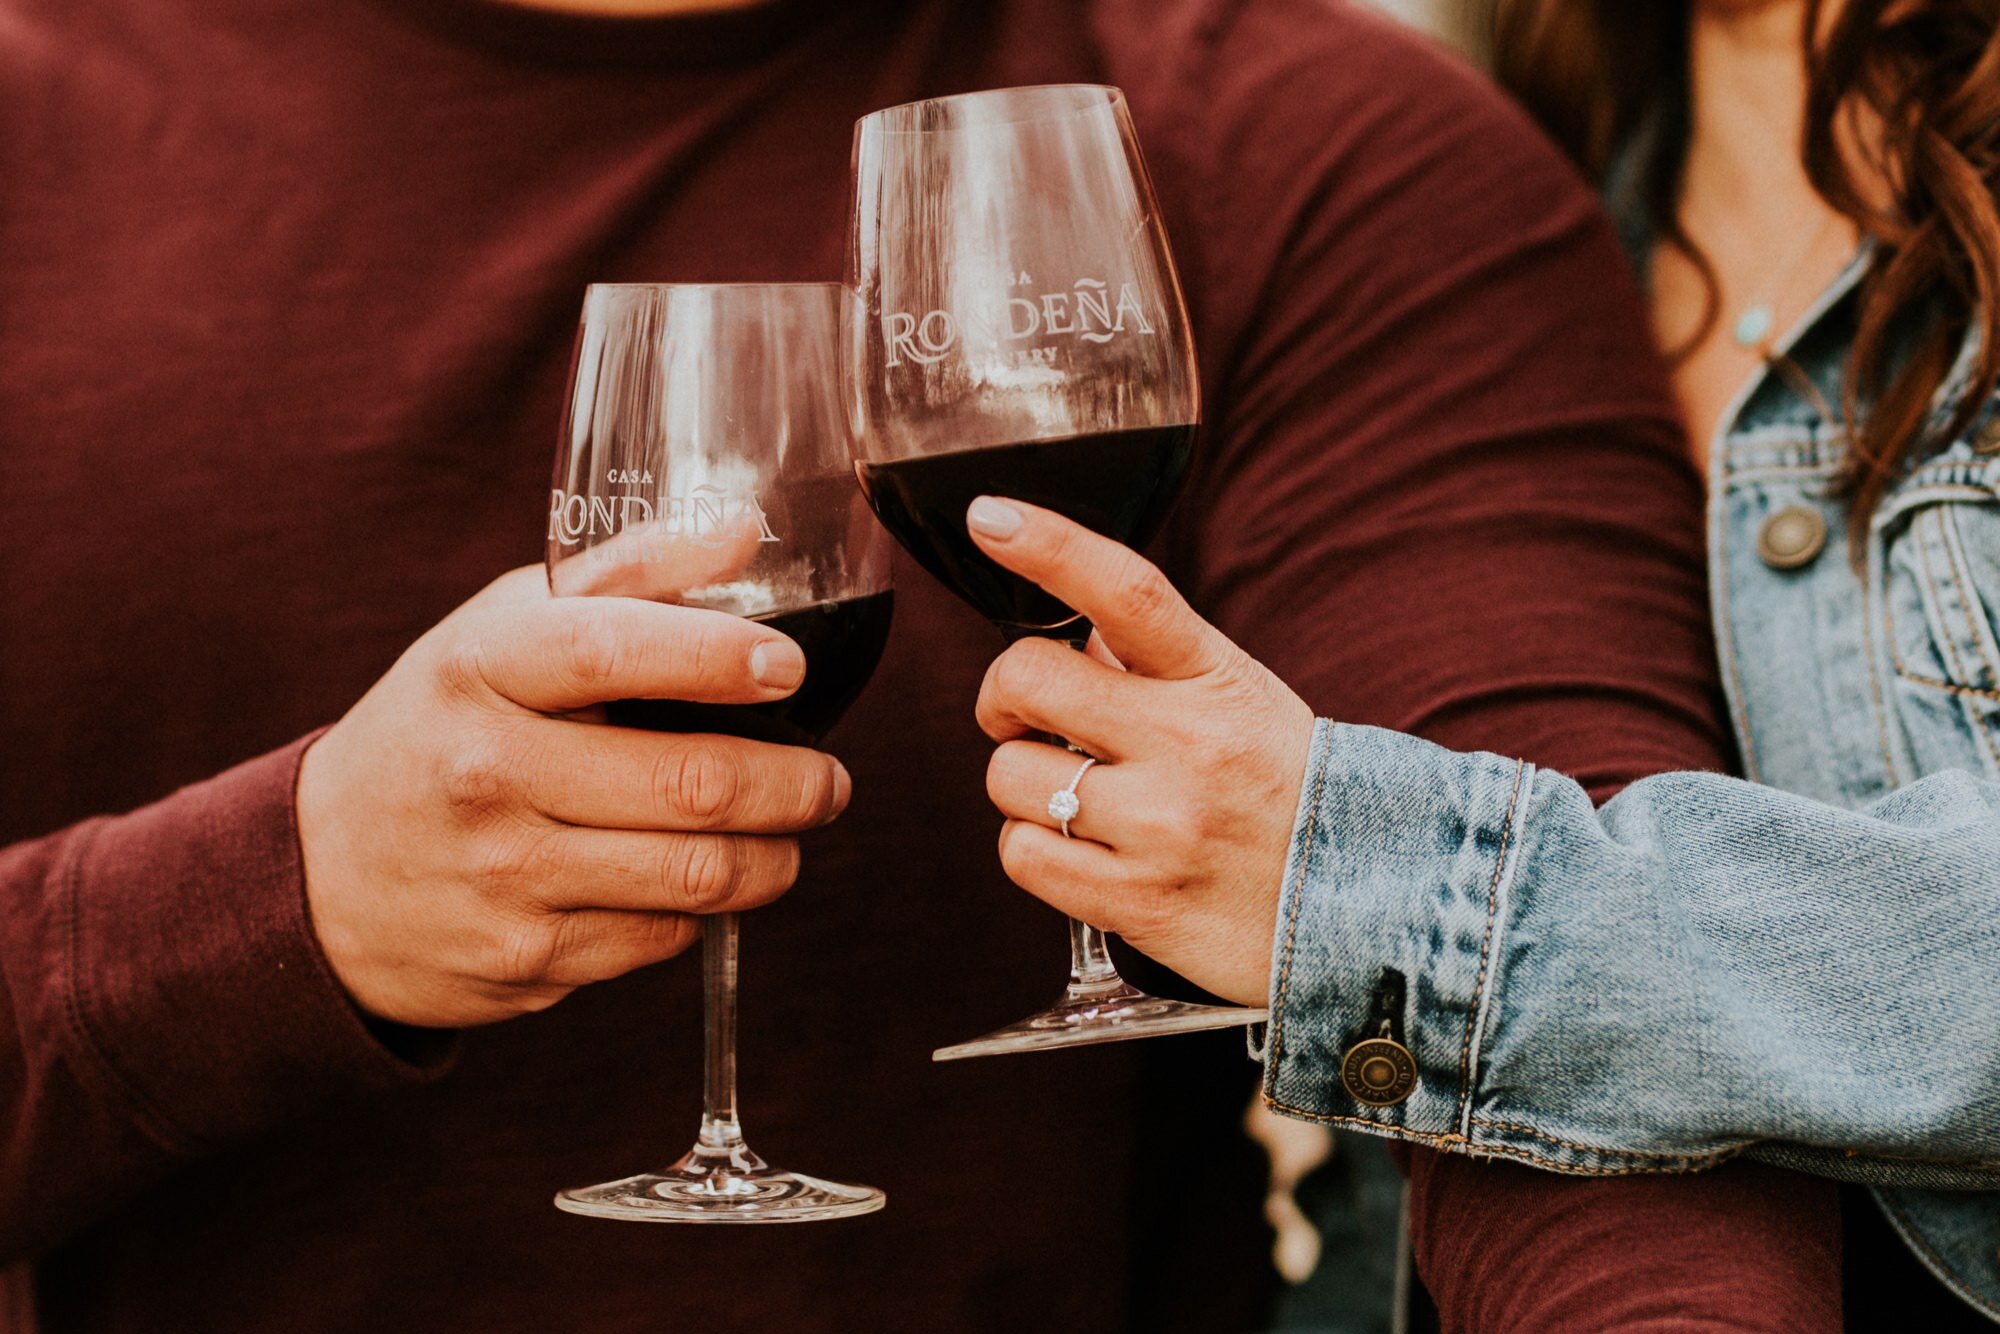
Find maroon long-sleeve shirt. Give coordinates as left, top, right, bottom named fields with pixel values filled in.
left=0, top=0, right=1824, bottom=1329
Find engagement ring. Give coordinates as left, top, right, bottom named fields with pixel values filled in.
left=1048, top=756, right=1097, bottom=838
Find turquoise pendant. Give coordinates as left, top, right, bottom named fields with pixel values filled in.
left=1734, top=304, right=1774, bottom=349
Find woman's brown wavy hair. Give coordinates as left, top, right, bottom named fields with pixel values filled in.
left=1482, top=0, right=2000, bottom=532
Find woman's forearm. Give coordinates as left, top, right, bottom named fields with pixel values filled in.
left=1262, top=720, right=2000, bottom=1187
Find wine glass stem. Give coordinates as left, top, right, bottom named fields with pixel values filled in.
left=1068, top=916, right=1125, bottom=994
left=698, top=913, right=745, bottom=1152
left=1017, top=629, right=1135, bottom=1000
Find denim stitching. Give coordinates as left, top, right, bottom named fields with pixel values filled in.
left=1875, top=488, right=2000, bottom=537
left=1901, top=485, right=2000, bottom=505
left=1723, top=424, right=1840, bottom=458
left=1894, top=664, right=2000, bottom=704
left=1452, top=761, right=1526, bottom=1131
left=1880, top=536, right=2000, bottom=760
left=1468, top=1117, right=1728, bottom=1161
left=1259, top=1095, right=1735, bottom=1176
left=1885, top=540, right=2000, bottom=768
left=1915, top=514, right=1975, bottom=685
left=1726, top=465, right=1842, bottom=485
left=1859, top=570, right=1908, bottom=788
left=1714, top=506, right=1764, bottom=781
left=1262, top=723, right=1330, bottom=1098
left=1937, top=501, right=2000, bottom=689
left=1916, top=513, right=2000, bottom=774
left=1876, top=1193, right=2000, bottom=1321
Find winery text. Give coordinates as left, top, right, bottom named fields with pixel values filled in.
left=548, top=482, right=779, bottom=551
left=882, top=276, right=1156, bottom=368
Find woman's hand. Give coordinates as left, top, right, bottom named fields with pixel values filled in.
left=966, top=496, right=1316, bottom=1007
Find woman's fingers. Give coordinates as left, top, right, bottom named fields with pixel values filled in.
left=985, top=739, right=1134, bottom=846
left=995, top=819, right=1141, bottom=930
left=966, top=496, right=1237, bottom=680
left=974, top=635, right=1162, bottom=752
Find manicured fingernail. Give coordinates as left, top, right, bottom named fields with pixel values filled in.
left=750, top=639, right=805, bottom=689
left=967, top=496, right=1022, bottom=539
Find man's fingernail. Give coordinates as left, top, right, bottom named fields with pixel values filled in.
left=967, top=496, right=1022, bottom=539
left=830, top=760, right=852, bottom=813
left=750, top=639, right=805, bottom=689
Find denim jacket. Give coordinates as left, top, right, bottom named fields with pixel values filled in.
left=1258, top=247, right=2000, bottom=1321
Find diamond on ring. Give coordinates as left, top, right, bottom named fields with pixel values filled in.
left=1049, top=756, right=1097, bottom=838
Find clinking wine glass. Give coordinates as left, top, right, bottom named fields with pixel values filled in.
left=548, top=282, right=892, bottom=1222
left=845, top=85, right=1269, bottom=1060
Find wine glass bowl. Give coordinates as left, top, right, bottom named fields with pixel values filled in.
left=548, top=282, right=890, bottom=1223
left=849, top=85, right=1201, bottom=639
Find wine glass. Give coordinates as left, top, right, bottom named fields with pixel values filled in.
left=548, top=282, right=892, bottom=1222
left=844, top=85, right=1269, bottom=1061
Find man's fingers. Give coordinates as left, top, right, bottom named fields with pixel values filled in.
left=985, top=740, right=1137, bottom=847
left=529, top=828, right=801, bottom=915
left=965, top=497, right=1235, bottom=680
left=507, top=720, right=850, bottom=834
left=547, top=518, right=765, bottom=600
left=974, top=637, right=1158, bottom=754
left=447, top=595, right=807, bottom=715
left=531, top=909, right=703, bottom=987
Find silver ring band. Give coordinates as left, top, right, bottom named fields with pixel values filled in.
left=1047, top=756, right=1097, bottom=838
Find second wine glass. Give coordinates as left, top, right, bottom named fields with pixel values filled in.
left=845, top=85, right=1270, bottom=1061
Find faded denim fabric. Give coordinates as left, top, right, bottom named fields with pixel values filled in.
left=1261, top=249, right=2000, bottom=1321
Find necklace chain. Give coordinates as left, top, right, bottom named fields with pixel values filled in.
left=1715, top=205, right=1845, bottom=353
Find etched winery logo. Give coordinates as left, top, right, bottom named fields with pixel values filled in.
left=548, top=476, right=779, bottom=553
left=882, top=272, right=1157, bottom=369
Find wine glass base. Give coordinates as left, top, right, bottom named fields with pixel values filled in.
left=554, top=1148, right=885, bottom=1224
left=933, top=986, right=1269, bottom=1061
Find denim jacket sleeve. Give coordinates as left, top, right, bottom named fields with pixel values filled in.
left=1260, top=719, right=2000, bottom=1187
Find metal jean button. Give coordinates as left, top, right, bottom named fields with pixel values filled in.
left=1757, top=505, right=1828, bottom=570
left=1341, top=1036, right=1418, bottom=1107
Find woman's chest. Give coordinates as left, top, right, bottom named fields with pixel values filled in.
left=1714, top=416, right=2000, bottom=805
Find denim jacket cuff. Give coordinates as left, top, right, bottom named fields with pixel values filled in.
left=1259, top=720, right=1533, bottom=1147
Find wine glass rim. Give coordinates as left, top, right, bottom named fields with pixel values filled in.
left=856, top=83, right=1126, bottom=133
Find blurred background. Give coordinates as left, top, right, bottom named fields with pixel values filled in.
left=1371, top=0, right=1478, bottom=51
left=1372, top=0, right=1442, bottom=27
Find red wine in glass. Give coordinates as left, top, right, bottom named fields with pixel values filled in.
left=854, top=428, right=1194, bottom=635
left=608, top=592, right=896, bottom=744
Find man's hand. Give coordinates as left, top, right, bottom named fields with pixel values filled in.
left=967, top=497, right=1315, bottom=1008
left=295, top=567, right=850, bottom=1029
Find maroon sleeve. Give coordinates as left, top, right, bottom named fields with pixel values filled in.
left=1125, top=0, right=1835, bottom=1321
left=1406, top=1151, right=1842, bottom=1331
left=1146, top=0, right=1727, bottom=795
left=0, top=735, right=448, bottom=1261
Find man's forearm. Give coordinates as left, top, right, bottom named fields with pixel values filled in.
left=0, top=737, right=447, bottom=1261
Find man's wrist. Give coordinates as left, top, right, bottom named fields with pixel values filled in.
left=62, top=733, right=452, bottom=1153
